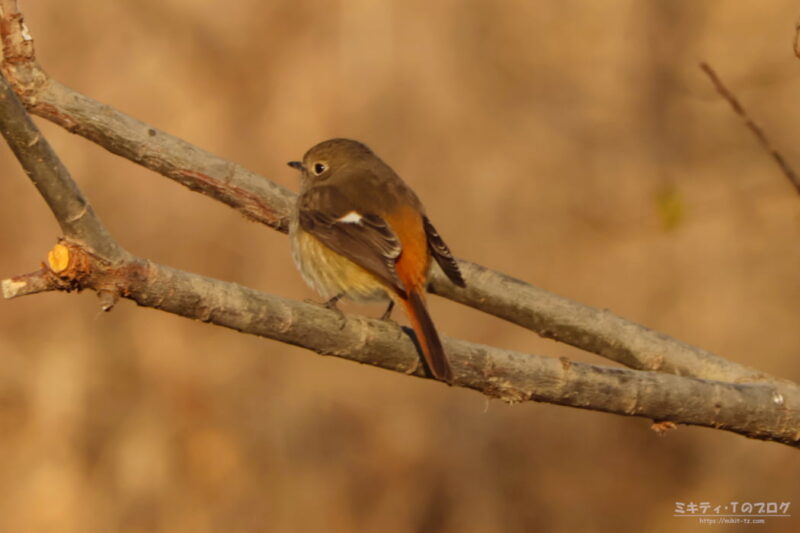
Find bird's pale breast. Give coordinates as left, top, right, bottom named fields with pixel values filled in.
left=289, top=217, right=390, bottom=302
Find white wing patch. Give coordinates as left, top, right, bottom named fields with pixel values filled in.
left=337, top=211, right=363, bottom=224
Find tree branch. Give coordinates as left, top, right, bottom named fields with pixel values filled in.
left=0, top=0, right=292, bottom=233
left=700, top=62, right=800, bottom=195
left=9, top=240, right=800, bottom=448
left=1, top=266, right=55, bottom=299
left=0, top=3, right=788, bottom=390
left=795, top=15, right=800, bottom=60
left=429, top=261, right=779, bottom=385
left=1, top=1, right=799, bottom=448
left=0, top=60, right=124, bottom=259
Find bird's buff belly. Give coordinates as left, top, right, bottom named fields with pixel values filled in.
left=290, top=223, right=390, bottom=302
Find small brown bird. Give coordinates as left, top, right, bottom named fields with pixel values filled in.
left=288, top=139, right=465, bottom=382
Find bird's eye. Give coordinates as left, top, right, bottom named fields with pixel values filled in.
left=313, top=162, right=327, bottom=175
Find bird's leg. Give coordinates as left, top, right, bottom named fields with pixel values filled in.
left=323, top=293, right=344, bottom=310
left=380, top=300, right=395, bottom=321
left=315, top=293, right=347, bottom=330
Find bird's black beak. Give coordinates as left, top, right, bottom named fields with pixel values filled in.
left=287, top=161, right=304, bottom=171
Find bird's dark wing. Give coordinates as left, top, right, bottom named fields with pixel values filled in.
left=298, top=185, right=406, bottom=296
left=423, top=216, right=465, bottom=288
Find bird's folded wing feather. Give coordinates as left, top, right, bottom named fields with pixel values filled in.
left=298, top=185, right=406, bottom=295
left=423, top=216, right=465, bottom=287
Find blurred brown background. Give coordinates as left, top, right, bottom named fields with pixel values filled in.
left=1, top=1, right=798, bottom=532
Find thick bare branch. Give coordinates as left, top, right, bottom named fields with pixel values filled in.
left=9, top=241, right=799, bottom=448
left=1, top=1, right=799, bottom=449
left=0, top=72, right=124, bottom=259
left=0, top=7, right=786, bottom=389
left=29, top=80, right=294, bottom=232
left=0, top=0, right=292, bottom=233
left=429, top=262, right=776, bottom=385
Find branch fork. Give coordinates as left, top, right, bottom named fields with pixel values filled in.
left=1, top=0, right=798, bottom=448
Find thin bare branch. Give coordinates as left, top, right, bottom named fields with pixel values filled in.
left=795, top=16, right=800, bottom=60
left=700, top=62, right=800, bottom=195
left=0, top=7, right=786, bottom=389
left=1, top=266, right=59, bottom=298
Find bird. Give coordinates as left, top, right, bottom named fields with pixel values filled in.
left=288, top=138, right=465, bottom=382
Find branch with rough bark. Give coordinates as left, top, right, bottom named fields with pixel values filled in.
left=5, top=240, right=798, bottom=447
left=1, top=1, right=798, bottom=448
left=0, top=1, right=780, bottom=386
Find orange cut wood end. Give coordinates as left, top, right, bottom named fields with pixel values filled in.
left=47, top=243, right=70, bottom=273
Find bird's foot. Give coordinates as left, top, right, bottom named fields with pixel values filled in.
left=379, top=300, right=395, bottom=322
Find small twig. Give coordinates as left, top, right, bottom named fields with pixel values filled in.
left=700, top=62, right=800, bottom=195
left=795, top=16, right=800, bottom=60
left=1, top=267, right=59, bottom=298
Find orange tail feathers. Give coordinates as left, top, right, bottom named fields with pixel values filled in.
left=400, top=289, right=453, bottom=383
